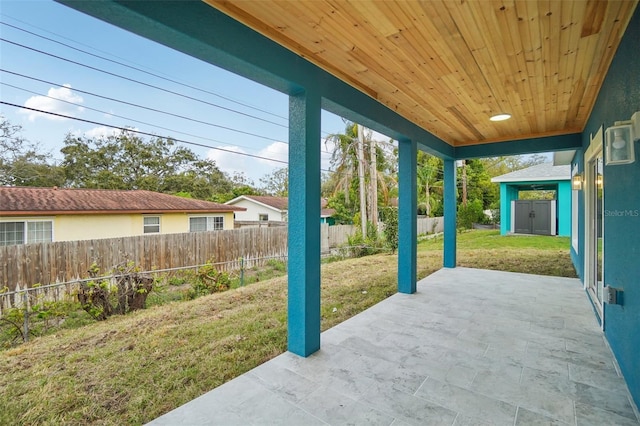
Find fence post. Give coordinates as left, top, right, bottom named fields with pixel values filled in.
left=22, top=292, right=29, bottom=342
left=240, top=257, right=244, bottom=287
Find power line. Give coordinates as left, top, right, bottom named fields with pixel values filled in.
left=1, top=69, right=335, bottom=155
left=1, top=101, right=288, bottom=165
left=0, top=38, right=289, bottom=129
left=0, top=32, right=356, bottom=138
left=2, top=81, right=291, bottom=155
left=1, top=101, right=336, bottom=172
left=0, top=20, right=289, bottom=122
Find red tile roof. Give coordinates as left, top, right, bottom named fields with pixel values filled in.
left=0, top=187, right=245, bottom=216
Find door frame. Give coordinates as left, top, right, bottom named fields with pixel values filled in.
left=584, top=126, right=604, bottom=324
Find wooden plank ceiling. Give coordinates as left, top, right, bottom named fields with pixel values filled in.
left=204, top=0, right=638, bottom=147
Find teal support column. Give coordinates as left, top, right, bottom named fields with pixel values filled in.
left=443, top=159, right=457, bottom=268
left=398, top=138, right=417, bottom=294
left=287, top=89, right=321, bottom=357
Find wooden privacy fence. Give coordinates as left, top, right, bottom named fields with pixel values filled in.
left=417, top=217, right=443, bottom=235
left=0, top=217, right=442, bottom=291
left=1, top=227, right=288, bottom=292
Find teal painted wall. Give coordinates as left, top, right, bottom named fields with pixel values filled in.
left=557, top=181, right=571, bottom=237
left=499, top=184, right=517, bottom=235
left=570, top=151, right=585, bottom=281
left=579, top=6, right=640, bottom=408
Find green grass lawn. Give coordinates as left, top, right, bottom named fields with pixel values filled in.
left=0, top=230, right=577, bottom=425
left=420, top=229, right=572, bottom=251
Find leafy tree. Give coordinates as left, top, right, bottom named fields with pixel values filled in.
left=463, top=159, right=498, bottom=209
left=380, top=206, right=399, bottom=253
left=323, top=121, right=396, bottom=224
left=213, top=172, right=262, bottom=203
left=0, top=117, right=65, bottom=187
left=416, top=152, right=443, bottom=216
left=457, top=198, right=484, bottom=230
left=480, top=154, right=547, bottom=177
left=60, top=131, right=233, bottom=199
left=259, top=167, right=288, bottom=196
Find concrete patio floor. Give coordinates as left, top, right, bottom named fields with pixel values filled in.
left=149, top=267, right=639, bottom=426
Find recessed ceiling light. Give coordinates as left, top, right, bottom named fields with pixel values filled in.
left=490, top=113, right=512, bottom=122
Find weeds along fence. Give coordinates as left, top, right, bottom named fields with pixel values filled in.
left=0, top=254, right=290, bottom=345
left=0, top=219, right=441, bottom=304
left=0, top=227, right=288, bottom=293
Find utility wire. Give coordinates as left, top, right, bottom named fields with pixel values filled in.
left=1, top=101, right=336, bottom=172
left=1, top=81, right=293, bottom=155
left=0, top=38, right=289, bottom=129
left=1, top=70, right=335, bottom=155
left=2, top=101, right=287, bottom=165
left=0, top=28, right=354, bottom=138
left=3, top=81, right=332, bottom=158
left=0, top=20, right=289, bottom=122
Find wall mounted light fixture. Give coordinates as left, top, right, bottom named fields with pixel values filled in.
left=605, top=111, right=639, bottom=165
left=572, top=172, right=583, bottom=190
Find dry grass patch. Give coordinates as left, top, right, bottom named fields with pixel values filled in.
left=0, top=233, right=576, bottom=425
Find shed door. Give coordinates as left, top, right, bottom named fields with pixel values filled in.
left=514, top=200, right=552, bottom=235
left=532, top=200, right=552, bottom=235
left=514, top=201, right=534, bottom=234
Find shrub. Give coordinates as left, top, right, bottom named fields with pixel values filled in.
left=457, top=199, right=484, bottom=230
left=380, top=206, right=399, bottom=253
left=186, top=262, right=231, bottom=299
left=77, top=262, right=154, bottom=320
left=345, top=221, right=386, bottom=258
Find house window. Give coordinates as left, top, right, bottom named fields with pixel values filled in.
left=259, top=214, right=269, bottom=221
left=189, top=216, right=224, bottom=232
left=143, top=216, right=161, bottom=234
left=0, top=221, right=52, bottom=246
left=0, top=222, right=25, bottom=246
left=27, top=221, right=53, bottom=244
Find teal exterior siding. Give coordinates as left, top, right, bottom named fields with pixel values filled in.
left=499, top=184, right=518, bottom=235
left=498, top=180, right=570, bottom=237
left=578, top=6, right=640, bottom=408
left=557, top=181, right=571, bottom=237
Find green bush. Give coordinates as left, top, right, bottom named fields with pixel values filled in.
left=457, top=199, right=484, bottom=230
left=345, top=221, right=386, bottom=258
left=380, top=206, right=399, bottom=253
left=186, top=262, right=231, bottom=299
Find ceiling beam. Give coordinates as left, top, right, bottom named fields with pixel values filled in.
left=455, top=133, right=583, bottom=159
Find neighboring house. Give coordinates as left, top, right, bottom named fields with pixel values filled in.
left=225, top=195, right=335, bottom=224
left=0, top=187, right=245, bottom=246
left=491, top=163, right=571, bottom=237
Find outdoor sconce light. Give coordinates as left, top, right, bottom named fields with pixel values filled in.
left=605, top=112, right=639, bottom=165
left=572, top=172, right=583, bottom=190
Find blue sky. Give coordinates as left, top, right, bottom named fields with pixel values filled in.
left=0, top=0, right=364, bottom=184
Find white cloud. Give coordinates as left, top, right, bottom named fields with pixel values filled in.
left=69, top=126, right=138, bottom=140
left=19, top=84, right=84, bottom=122
left=207, top=141, right=333, bottom=182
left=257, top=141, right=288, bottom=165
left=207, top=145, right=251, bottom=176
left=82, top=126, right=121, bottom=139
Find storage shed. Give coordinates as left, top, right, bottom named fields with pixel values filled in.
left=491, top=163, right=571, bottom=236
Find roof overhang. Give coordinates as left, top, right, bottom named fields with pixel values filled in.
left=225, top=196, right=287, bottom=213
left=56, top=1, right=638, bottom=158
left=553, top=150, right=578, bottom=166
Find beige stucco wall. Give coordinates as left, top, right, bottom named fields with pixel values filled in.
left=1, top=212, right=236, bottom=242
